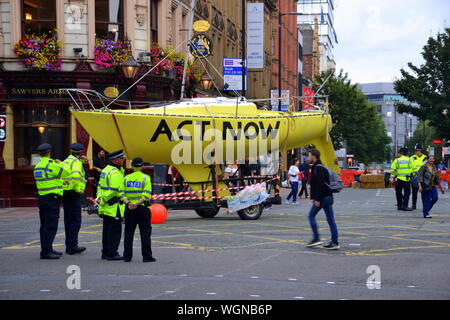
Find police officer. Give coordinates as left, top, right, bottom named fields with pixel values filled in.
left=410, top=144, right=427, bottom=210
left=97, top=149, right=128, bottom=261
left=123, top=157, right=155, bottom=263
left=33, top=143, right=71, bottom=259
left=391, top=147, right=414, bottom=211
left=61, top=143, right=88, bottom=255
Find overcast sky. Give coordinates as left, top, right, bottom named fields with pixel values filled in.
left=333, top=0, right=450, bottom=85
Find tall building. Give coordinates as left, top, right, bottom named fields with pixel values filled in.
left=359, top=82, right=419, bottom=154
left=297, top=0, right=337, bottom=74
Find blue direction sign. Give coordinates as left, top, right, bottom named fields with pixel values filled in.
left=223, top=58, right=247, bottom=91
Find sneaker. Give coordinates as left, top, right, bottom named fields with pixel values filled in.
left=292, top=201, right=299, bottom=205
left=306, top=239, right=323, bottom=247
left=285, top=199, right=290, bottom=204
left=323, top=242, right=340, bottom=250
left=424, top=215, right=432, bottom=219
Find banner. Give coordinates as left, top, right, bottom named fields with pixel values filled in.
left=227, top=183, right=269, bottom=212
left=302, top=87, right=315, bottom=110
left=247, top=3, right=264, bottom=69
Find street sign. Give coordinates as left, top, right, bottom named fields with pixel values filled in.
left=432, top=140, right=443, bottom=144
left=302, top=87, right=315, bottom=110
left=193, top=20, right=210, bottom=32
left=429, top=147, right=435, bottom=156
left=444, top=147, right=450, bottom=155
left=271, top=90, right=289, bottom=112
left=189, top=34, right=212, bottom=58
left=223, top=58, right=247, bottom=91
left=247, top=3, right=264, bottom=69
left=0, top=115, right=6, bottom=142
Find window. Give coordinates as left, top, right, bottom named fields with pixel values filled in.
left=22, top=0, right=57, bottom=36
left=150, top=0, right=158, bottom=42
left=95, top=0, right=124, bottom=41
left=14, top=106, right=70, bottom=168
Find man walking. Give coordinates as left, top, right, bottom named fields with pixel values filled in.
left=123, top=157, right=155, bottom=263
left=97, top=150, right=128, bottom=261
left=33, top=143, right=71, bottom=259
left=298, top=157, right=309, bottom=199
left=62, top=143, right=88, bottom=255
left=410, top=144, right=427, bottom=210
left=306, top=149, right=340, bottom=250
left=391, top=148, right=414, bottom=211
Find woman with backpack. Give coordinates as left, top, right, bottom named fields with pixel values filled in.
left=306, top=149, right=340, bottom=250
left=417, top=155, right=445, bottom=219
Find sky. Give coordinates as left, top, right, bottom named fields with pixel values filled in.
left=333, top=0, right=450, bottom=84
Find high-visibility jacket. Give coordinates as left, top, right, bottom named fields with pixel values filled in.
left=34, top=157, right=71, bottom=196
left=62, top=155, right=87, bottom=193
left=97, top=165, right=125, bottom=218
left=410, top=153, right=427, bottom=174
left=124, top=171, right=152, bottom=205
left=391, top=155, right=413, bottom=182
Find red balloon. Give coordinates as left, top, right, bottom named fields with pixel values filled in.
left=150, top=204, right=168, bottom=224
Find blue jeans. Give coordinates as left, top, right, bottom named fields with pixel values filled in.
left=287, top=181, right=299, bottom=202
left=421, top=187, right=438, bottom=217
left=308, top=195, right=339, bottom=244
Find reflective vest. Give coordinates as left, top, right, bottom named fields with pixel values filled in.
left=390, top=155, right=413, bottom=182
left=410, top=153, right=427, bottom=174
left=34, top=157, right=71, bottom=196
left=97, top=165, right=125, bottom=218
left=62, top=155, right=87, bottom=193
left=124, top=171, right=152, bottom=205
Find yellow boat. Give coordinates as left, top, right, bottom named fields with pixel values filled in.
left=70, top=95, right=338, bottom=217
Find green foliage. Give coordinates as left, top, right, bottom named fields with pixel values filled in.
left=394, top=29, right=450, bottom=140
left=405, top=121, right=441, bottom=161
left=314, top=70, right=392, bottom=165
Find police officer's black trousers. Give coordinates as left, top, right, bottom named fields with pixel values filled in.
left=63, top=191, right=82, bottom=250
left=395, top=179, right=411, bottom=209
left=102, top=211, right=122, bottom=258
left=124, top=205, right=153, bottom=260
left=38, top=194, right=61, bottom=256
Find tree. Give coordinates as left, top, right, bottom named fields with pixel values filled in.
left=314, top=70, right=392, bottom=164
left=394, top=29, right=450, bottom=141
left=405, top=120, right=441, bottom=162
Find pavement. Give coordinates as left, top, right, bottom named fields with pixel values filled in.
left=0, top=187, right=449, bottom=300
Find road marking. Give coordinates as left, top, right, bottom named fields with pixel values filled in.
left=250, top=276, right=259, bottom=279
left=165, top=290, right=175, bottom=294
left=288, top=278, right=297, bottom=281
left=0, top=290, right=9, bottom=293
left=293, top=296, right=304, bottom=299
left=177, top=274, right=188, bottom=277
left=40, top=289, right=51, bottom=292
left=81, top=290, right=91, bottom=293
left=250, top=295, right=261, bottom=297
left=326, top=282, right=335, bottom=285
left=214, top=275, right=224, bottom=278
left=407, top=285, right=416, bottom=288
left=121, top=290, right=132, bottom=293
left=349, top=243, right=361, bottom=246
left=206, top=292, right=217, bottom=295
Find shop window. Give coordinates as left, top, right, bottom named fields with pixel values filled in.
left=150, top=0, right=158, bottom=42
left=22, top=0, right=57, bottom=36
left=95, top=0, right=124, bottom=41
left=14, top=106, right=70, bottom=168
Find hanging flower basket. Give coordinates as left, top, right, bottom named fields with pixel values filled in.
left=94, top=38, right=129, bottom=70
left=14, top=33, right=62, bottom=71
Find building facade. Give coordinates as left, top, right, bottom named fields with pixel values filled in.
left=297, top=0, right=336, bottom=74
left=360, top=82, right=419, bottom=154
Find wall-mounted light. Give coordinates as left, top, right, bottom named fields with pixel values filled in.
left=121, top=56, right=139, bottom=79
left=200, top=73, right=214, bottom=91
left=32, top=122, right=49, bottom=134
left=25, top=13, right=33, bottom=20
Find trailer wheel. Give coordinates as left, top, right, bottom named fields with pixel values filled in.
left=195, top=207, right=220, bottom=218
left=238, top=204, right=263, bottom=220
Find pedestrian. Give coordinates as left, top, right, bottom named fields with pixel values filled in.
left=417, top=155, right=446, bottom=218
left=97, top=149, right=128, bottom=261
left=33, top=143, right=71, bottom=259
left=390, top=148, right=414, bottom=211
left=93, top=149, right=107, bottom=196
left=61, top=143, right=88, bottom=255
left=285, top=159, right=300, bottom=204
left=438, top=161, right=447, bottom=170
left=123, top=157, right=155, bottom=263
left=306, top=149, right=340, bottom=250
left=410, top=144, right=427, bottom=210
left=298, top=157, right=309, bottom=199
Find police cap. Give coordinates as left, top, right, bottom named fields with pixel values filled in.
left=108, top=149, right=124, bottom=160
left=399, top=147, right=408, bottom=155
left=70, top=143, right=84, bottom=154
left=415, top=144, right=422, bottom=151
left=132, top=157, right=144, bottom=167
left=37, top=143, right=51, bottom=154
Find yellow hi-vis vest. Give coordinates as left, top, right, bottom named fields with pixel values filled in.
left=62, top=155, right=87, bottom=193
left=410, top=153, right=427, bottom=174
left=97, top=165, right=125, bottom=218
left=124, top=171, right=152, bottom=205
left=34, top=157, right=71, bottom=196
left=391, top=155, right=413, bottom=182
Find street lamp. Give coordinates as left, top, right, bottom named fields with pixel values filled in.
left=121, top=55, right=139, bottom=79
left=200, top=73, right=213, bottom=91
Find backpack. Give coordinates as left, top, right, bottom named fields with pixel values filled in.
left=316, top=164, right=343, bottom=193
